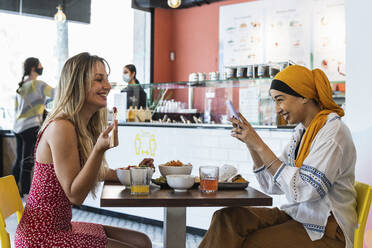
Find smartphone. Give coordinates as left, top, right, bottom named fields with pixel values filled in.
left=226, top=100, right=240, bottom=120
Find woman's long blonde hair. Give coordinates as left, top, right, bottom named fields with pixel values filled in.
left=41, top=52, right=110, bottom=195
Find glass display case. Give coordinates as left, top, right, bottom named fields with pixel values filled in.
left=110, top=78, right=345, bottom=128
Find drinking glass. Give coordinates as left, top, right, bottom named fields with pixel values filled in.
left=199, top=166, right=219, bottom=193
left=130, top=167, right=150, bottom=195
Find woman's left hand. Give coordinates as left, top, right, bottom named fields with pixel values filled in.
left=230, top=113, right=264, bottom=151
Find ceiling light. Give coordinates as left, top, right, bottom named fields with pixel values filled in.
left=54, top=4, right=66, bottom=23
left=168, top=0, right=182, bottom=8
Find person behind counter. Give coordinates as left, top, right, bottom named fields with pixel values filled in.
left=199, top=65, right=357, bottom=248
left=12, top=57, right=55, bottom=196
left=15, top=52, right=152, bottom=248
left=121, top=64, right=147, bottom=109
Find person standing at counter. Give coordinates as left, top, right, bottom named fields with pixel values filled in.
left=15, top=53, right=152, bottom=248
left=12, top=57, right=54, bottom=196
left=199, top=65, right=357, bottom=248
left=121, top=64, right=147, bottom=108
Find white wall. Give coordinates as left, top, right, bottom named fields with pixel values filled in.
left=345, top=0, right=372, bottom=186
left=345, top=1, right=372, bottom=247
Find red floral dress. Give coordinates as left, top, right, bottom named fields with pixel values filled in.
left=15, top=122, right=107, bottom=247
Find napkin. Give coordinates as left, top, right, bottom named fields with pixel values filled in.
left=219, top=164, right=238, bottom=182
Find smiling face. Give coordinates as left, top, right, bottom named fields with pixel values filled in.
left=270, top=89, right=307, bottom=125
left=85, top=62, right=111, bottom=111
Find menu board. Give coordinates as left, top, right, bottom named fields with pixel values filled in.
left=265, top=0, right=311, bottom=67
left=312, top=0, right=345, bottom=81
left=219, top=1, right=265, bottom=67
left=219, top=0, right=345, bottom=81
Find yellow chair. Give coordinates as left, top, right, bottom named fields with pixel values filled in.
left=354, top=181, right=372, bottom=248
left=0, top=175, right=23, bottom=248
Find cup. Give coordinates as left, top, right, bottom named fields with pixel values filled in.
left=130, top=167, right=150, bottom=195
left=199, top=166, right=219, bottom=193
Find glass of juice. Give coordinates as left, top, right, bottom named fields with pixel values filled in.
left=130, top=167, right=150, bottom=195
left=199, top=166, right=219, bottom=193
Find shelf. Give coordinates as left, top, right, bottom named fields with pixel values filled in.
left=114, top=79, right=345, bottom=90
left=116, top=78, right=271, bottom=90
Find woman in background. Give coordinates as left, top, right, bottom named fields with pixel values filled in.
left=12, top=57, right=54, bottom=196
left=121, top=64, right=147, bottom=109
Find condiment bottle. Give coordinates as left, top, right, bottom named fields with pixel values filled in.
left=145, top=107, right=152, bottom=122
left=128, top=106, right=135, bottom=122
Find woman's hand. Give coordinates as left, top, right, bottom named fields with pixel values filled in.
left=230, top=113, right=265, bottom=152
left=94, top=120, right=118, bottom=154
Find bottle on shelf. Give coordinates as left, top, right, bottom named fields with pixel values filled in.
left=127, top=106, right=135, bottom=122
left=145, top=107, right=152, bottom=122
left=137, top=106, right=146, bottom=122
left=134, top=106, right=139, bottom=122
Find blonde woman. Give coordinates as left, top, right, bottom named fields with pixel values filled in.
left=15, top=53, right=152, bottom=248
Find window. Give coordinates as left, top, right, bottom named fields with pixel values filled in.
left=0, top=0, right=151, bottom=130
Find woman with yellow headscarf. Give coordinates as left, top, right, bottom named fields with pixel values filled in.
left=199, top=65, right=357, bottom=248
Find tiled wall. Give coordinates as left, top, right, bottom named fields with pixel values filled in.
left=84, top=125, right=292, bottom=230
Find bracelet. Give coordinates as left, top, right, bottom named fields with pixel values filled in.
left=265, top=158, right=280, bottom=170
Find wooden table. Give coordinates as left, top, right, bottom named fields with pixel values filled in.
left=101, top=181, right=272, bottom=248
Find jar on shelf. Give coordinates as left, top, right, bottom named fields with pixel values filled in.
left=198, top=72, right=206, bottom=81
left=247, top=65, right=254, bottom=78
left=257, top=64, right=269, bottom=78
left=209, top=72, right=219, bottom=81
left=225, top=66, right=236, bottom=79
left=269, top=66, right=280, bottom=78
left=189, top=72, right=198, bottom=82
left=236, top=67, right=247, bottom=78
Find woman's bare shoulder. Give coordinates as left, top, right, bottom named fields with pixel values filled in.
left=45, top=119, right=77, bottom=143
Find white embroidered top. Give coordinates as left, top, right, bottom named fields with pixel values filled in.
left=254, top=113, right=357, bottom=248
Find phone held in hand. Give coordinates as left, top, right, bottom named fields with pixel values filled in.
left=226, top=100, right=240, bottom=121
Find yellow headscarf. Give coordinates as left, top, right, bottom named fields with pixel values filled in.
left=273, top=65, right=344, bottom=167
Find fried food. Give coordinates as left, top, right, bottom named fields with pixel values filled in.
left=229, top=174, right=247, bottom=183
left=164, top=160, right=184, bottom=166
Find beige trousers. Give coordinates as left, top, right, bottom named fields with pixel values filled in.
left=198, top=207, right=345, bottom=248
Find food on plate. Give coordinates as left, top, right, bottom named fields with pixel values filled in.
left=228, top=174, right=247, bottom=183
left=153, top=176, right=167, bottom=184
left=164, top=160, right=190, bottom=167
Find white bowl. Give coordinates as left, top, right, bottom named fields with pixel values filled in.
left=158, top=164, right=193, bottom=177
left=166, top=175, right=195, bottom=192
left=116, top=167, right=154, bottom=186
left=116, top=169, right=131, bottom=186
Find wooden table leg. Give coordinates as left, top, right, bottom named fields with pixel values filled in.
left=163, top=207, right=186, bottom=248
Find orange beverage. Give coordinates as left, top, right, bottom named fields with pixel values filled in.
left=200, top=178, right=218, bottom=193
left=130, top=167, right=150, bottom=195
left=130, top=185, right=149, bottom=195
left=199, top=166, right=219, bottom=193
